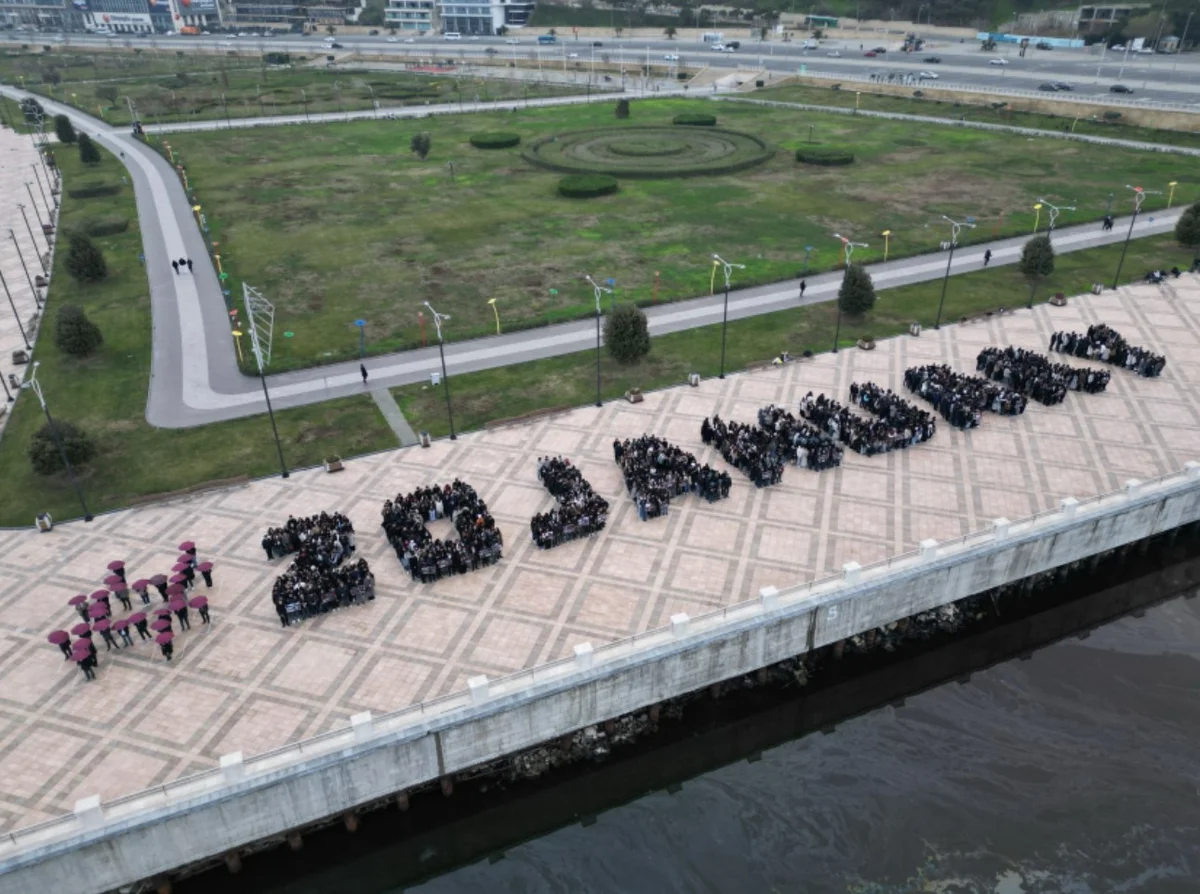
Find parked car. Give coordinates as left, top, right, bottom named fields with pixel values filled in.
left=988, top=58, right=1009, bottom=65
left=1110, top=84, right=1134, bottom=93
left=330, top=42, right=343, bottom=48
left=404, top=37, right=414, bottom=43
left=567, top=52, right=579, bottom=58
left=923, top=55, right=941, bottom=63
left=1110, top=44, right=1126, bottom=51
left=1035, top=40, right=1052, bottom=49
left=826, top=50, right=841, bottom=57
left=592, top=40, right=603, bottom=46
left=505, top=38, right=520, bottom=44
left=919, top=70, right=938, bottom=79
left=369, top=29, right=379, bottom=35
left=871, top=46, right=887, bottom=53
left=386, top=36, right=399, bottom=42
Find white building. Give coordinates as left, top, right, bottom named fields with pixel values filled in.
left=436, top=0, right=533, bottom=35
left=385, top=0, right=435, bottom=32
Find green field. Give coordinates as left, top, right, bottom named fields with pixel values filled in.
left=0, top=144, right=397, bottom=527
left=394, top=233, right=1195, bottom=437
left=163, top=97, right=1199, bottom=371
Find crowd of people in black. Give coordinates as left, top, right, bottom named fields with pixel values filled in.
left=798, top=388, right=934, bottom=457
left=904, top=364, right=1027, bottom=429
left=261, top=512, right=355, bottom=562
left=701, top=415, right=786, bottom=488
left=381, top=482, right=503, bottom=583
left=977, top=346, right=1110, bottom=406
left=757, top=404, right=844, bottom=471
left=849, top=382, right=938, bottom=445
left=270, top=555, right=375, bottom=627
left=614, top=436, right=731, bottom=520
left=531, top=457, right=609, bottom=549
left=1050, top=325, right=1166, bottom=378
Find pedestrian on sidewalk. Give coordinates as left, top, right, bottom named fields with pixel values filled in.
left=186, top=258, right=193, bottom=273
left=360, top=364, right=369, bottom=385
left=983, top=249, right=992, bottom=267
left=171, top=259, right=179, bottom=275
left=799, top=279, right=807, bottom=298
left=178, top=257, right=188, bottom=272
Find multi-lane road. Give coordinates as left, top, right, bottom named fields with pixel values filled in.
left=7, top=31, right=1200, bottom=107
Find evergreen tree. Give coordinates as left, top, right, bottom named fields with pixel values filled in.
left=54, top=304, right=103, bottom=357
left=410, top=132, right=431, bottom=159
left=65, top=234, right=107, bottom=282
left=1019, top=234, right=1055, bottom=307
left=837, top=263, right=876, bottom=315
left=27, top=419, right=97, bottom=476
left=604, top=304, right=651, bottom=365
left=615, top=98, right=631, bottom=119
left=53, top=113, right=76, bottom=144
left=78, top=132, right=101, bottom=165
left=1175, top=200, right=1200, bottom=265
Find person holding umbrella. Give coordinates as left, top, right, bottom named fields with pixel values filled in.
left=157, top=631, right=175, bottom=662
left=95, top=618, right=119, bottom=651
left=47, top=630, right=71, bottom=659
left=197, top=561, right=214, bottom=589
left=189, top=595, right=210, bottom=625
left=170, top=598, right=191, bottom=631
left=132, top=579, right=152, bottom=605
left=113, top=618, right=134, bottom=648
left=87, top=601, right=108, bottom=624
left=130, top=612, right=151, bottom=641
left=69, top=594, right=89, bottom=623
left=151, top=574, right=169, bottom=600
left=107, top=560, right=127, bottom=583
left=74, top=647, right=96, bottom=681
left=111, top=583, right=132, bottom=612
left=178, top=540, right=198, bottom=559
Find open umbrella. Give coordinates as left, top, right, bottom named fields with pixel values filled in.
left=110, top=584, right=128, bottom=598
left=131, top=579, right=150, bottom=591
left=129, top=612, right=147, bottom=625
left=154, top=606, right=173, bottom=619
left=87, top=602, right=108, bottom=620
left=149, top=574, right=168, bottom=586
left=107, top=560, right=125, bottom=572
left=71, top=623, right=91, bottom=637
left=168, top=598, right=186, bottom=612
left=73, top=651, right=90, bottom=664
left=188, top=596, right=208, bottom=610
left=166, top=584, right=185, bottom=598
left=90, top=589, right=109, bottom=601
left=178, top=541, right=195, bottom=552
left=112, top=618, right=129, bottom=632
left=150, top=618, right=171, bottom=632
left=68, top=594, right=87, bottom=607
left=47, top=630, right=70, bottom=645
left=103, top=575, right=123, bottom=588
left=93, top=618, right=111, bottom=633
left=197, top=561, right=213, bottom=573
left=155, top=631, right=174, bottom=645
left=171, top=564, right=189, bottom=576
left=169, top=574, right=186, bottom=587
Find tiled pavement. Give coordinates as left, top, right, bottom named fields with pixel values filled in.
left=0, top=127, right=55, bottom=436
left=0, top=280, right=1198, bottom=833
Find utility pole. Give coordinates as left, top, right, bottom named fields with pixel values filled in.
left=934, top=215, right=975, bottom=330
left=584, top=275, right=612, bottom=407
left=424, top=301, right=456, bottom=440
left=711, top=253, right=745, bottom=378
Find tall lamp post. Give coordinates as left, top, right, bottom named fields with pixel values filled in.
left=20, top=362, right=93, bottom=521
left=1112, top=184, right=1159, bottom=289
left=934, top=214, right=976, bottom=330
left=711, top=253, right=744, bottom=379
left=243, top=283, right=289, bottom=479
left=423, top=301, right=456, bottom=440
left=354, top=319, right=366, bottom=357
left=0, top=265, right=31, bottom=350
left=584, top=275, right=612, bottom=407
left=831, top=233, right=868, bottom=354
left=1036, top=197, right=1076, bottom=233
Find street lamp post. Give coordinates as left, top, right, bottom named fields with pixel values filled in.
left=20, top=362, right=93, bottom=522
left=1032, top=202, right=1042, bottom=233
left=24, top=184, right=46, bottom=231
left=1112, top=184, right=1159, bottom=289
left=424, top=301, right=456, bottom=440
left=17, top=205, right=47, bottom=277
left=487, top=297, right=501, bottom=334
left=831, top=233, right=868, bottom=354
left=1167, top=181, right=1178, bottom=208
left=0, top=265, right=31, bottom=349
left=881, top=229, right=892, bottom=261
left=802, top=244, right=814, bottom=274
left=934, top=215, right=976, bottom=330
left=31, top=165, right=53, bottom=213
left=10, top=229, right=42, bottom=310
left=1036, top=197, right=1076, bottom=233
left=584, top=275, right=612, bottom=407
left=711, top=253, right=744, bottom=379
left=300, top=89, right=310, bottom=122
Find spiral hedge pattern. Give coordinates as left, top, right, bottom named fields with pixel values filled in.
left=524, top=127, right=773, bottom=179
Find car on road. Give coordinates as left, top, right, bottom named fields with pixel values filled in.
left=871, top=46, right=887, bottom=53
left=592, top=41, right=603, bottom=46
left=567, top=52, right=579, bottom=58
left=988, top=58, right=1009, bottom=65
left=1053, top=81, right=1072, bottom=91
left=826, top=50, right=841, bottom=57
left=505, top=38, right=520, bottom=44
left=711, top=43, right=734, bottom=52
left=1038, top=83, right=1057, bottom=91
left=386, top=36, right=399, bottom=42
left=1110, top=44, right=1126, bottom=51
left=663, top=53, right=679, bottom=61
left=330, top=42, right=344, bottom=48
left=404, top=37, right=415, bottom=42
left=1035, top=40, right=1052, bottom=50
left=864, top=50, right=877, bottom=57
left=1110, top=84, right=1134, bottom=93
left=919, top=70, right=938, bottom=79
left=923, top=55, right=941, bottom=63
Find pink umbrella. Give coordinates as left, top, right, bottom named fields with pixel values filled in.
left=171, top=564, right=189, bottom=576
left=197, top=561, right=213, bottom=573
left=72, top=652, right=90, bottom=664
left=109, top=582, right=128, bottom=595
left=169, top=574, right=186, bottom=586
left=71, top=623, right=91, bottom=637
left=149, top=574, right=168, bottom=586
left=154, top=607, right=172, bottom=619
left=93, top=618, right=111, bottom=633
left=104, top=575, right=123, bottom=588
left=107, top=560, right=125, bottom=572
left=168, top=598, right=186, bottom=612
left=47, top=630, right=69, bottom=645
left=129, top=612, right=147, bottom=625
left=150, top=619, right=171, bottom=632
left=131, top=579, right=150, bottom=591
left=68, top=594, right=87, bottom=607
left=188, top=596, right=208, bottom=609
left=87, top=602, right=108, bottom=620
left=112, top=619, right=130, bottom=632
left=89, top=589, right=109, bottom=601
left=155, top=631, right=174, bottom=645
left=178, top=541, right=195, bottom=552
left=166, top=584, right=185, bottom=598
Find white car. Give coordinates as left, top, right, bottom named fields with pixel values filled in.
left=988, top=58, right=1009, bottom=66
left=710, top=43, right=725, bottom=51
left=506, top=38, right=519, bottom=44
left=826, top=50, right=841, bottom=57
left=1110, top=44, right=1126, bottom=51
left=567, top=52, right=579, bottom=58
left=919, top=70, right=938, bottom=79
left=663, top=53, right=679, bottom=61
left=386, top=36, right=399, bottom=43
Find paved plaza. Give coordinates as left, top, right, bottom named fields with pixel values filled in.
left=0, top=127, right=54, bottom=436
left=0, top=280, right=1197, bottom=834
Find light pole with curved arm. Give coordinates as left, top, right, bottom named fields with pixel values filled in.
left=934, top=214, right=975, bottom=330
left=831, top=233, right=868, bottom=353
left=1036, top=197, right=1076, bottom=233
left=711, top=253, right=745, bottom=378
left=1112, top=184, right=1160, bottom=289
left=585, top=274, right=613, bottom=407
left=424, top=301, right=456, bottom=440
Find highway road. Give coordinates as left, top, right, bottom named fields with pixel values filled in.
left=6, top=31, right=1200, bottom=108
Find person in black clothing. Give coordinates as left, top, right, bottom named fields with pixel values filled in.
left=175, top=603, right=191, bottom=631
left=382, top=482, right=503, bottom=582
left=532, top=457, right=609, bottom=549
left=1049, top=325, right=1166, bottom=378
left=361, top=364, right=369, bottom=384
left=186, top=258, right=193, bottom=273
left=99, top=625, right=119, bottom=651
left=614, top=435, right=730, bottom=521
left=983, top=249, right=992, bottom=266
left=171, top=259, right=179, bottom=275
left=977, top=346, right=1109, bottom=404
left=272, top=556, right=375, bottom=625
left=134, top=617, right=152, bottom=641
left=262, top=512, right=355, bottom=562
left=904, top=364, right=1024, bottom=428
left=702, top=415, right=786, bottom=487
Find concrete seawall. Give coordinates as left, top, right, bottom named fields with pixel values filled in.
left=2, top=463, right=1198, bottom=894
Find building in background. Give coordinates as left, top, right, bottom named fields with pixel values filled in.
left=435, top=0, right=532, bottom=35
left=0, top=0, right=70, bottom=29
left=385, top=0, right=434, bottom=32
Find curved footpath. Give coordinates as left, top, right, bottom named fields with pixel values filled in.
left=0, top=85, right=1187, bottom=428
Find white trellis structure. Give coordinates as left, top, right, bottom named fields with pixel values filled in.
left=242, top=282, right=275, bottom=369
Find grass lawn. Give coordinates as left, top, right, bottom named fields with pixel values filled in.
left=3, top=48, right=580, bottom=126
left=163, top=97, right=1199, bottom=372
left=752, top=83, right=1200, bottom=151
left=394, top=233, right=1194, bottom=437
left=0, top=144, right=397, bottom=528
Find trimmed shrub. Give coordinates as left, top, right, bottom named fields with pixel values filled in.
left=67, top=180, right=121, bottom=199
left=796, top=146, right=855, bottom=166
left=78, top=133, right=101, bottom=165
left=615, top=98, right=630, bottom=119
left=410, top=132, right=431, bottom=159
left=28, top=420, right=97, bottom=476
left=604, top=304, right=651, bottom=365
left=469, top=131, right=521, bottom=149
left=74, top=214, right=130, bottom=238
left=95, top=85, right=118, bottom=103
left=837, top=263, right=876, bottom=315
left=1175, top=200, right=1200, bottom=259
left=53, top=113, right=76, bottom=144
left=54, top=304, right=103, bottom=357
left=1019, top=234, right=1055, bottom=279
left=672, top=113, right=716, bottom=126
left=65, top=234, right=107, bottom=283
left=558, top=173, right=619, bottom=198
left=1102, top=110, right=1122, bottom=120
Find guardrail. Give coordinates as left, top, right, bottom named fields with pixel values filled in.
left=4, top=460, right=1199, bottom=859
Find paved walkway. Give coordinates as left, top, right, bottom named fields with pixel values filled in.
left=0, top=280, right=1195, bottom=836
left=370, top=386, right=420, bottom=447
left=0, top=85, right=1188, bottom=432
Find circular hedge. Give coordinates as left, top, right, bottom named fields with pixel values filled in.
left=526, top=126, right=773, bottom=179
left=673, top=113, right=717, bottom=126
left=795, top=146, right=855, bottom=166
left=469, top=131, right=521, bottom=149
left=558, top=174, right=619, bottom=198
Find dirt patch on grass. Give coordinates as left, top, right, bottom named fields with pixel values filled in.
left=841, top=172, right=1024, bottom=217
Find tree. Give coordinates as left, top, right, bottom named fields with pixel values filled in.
left=615, top=98, right=630, bottom=119
left=604, top=304, right=650, bottom=365
left=78, top=132, right=101, bottom=165
left=410, top=132, right=431, bottom=159
left=65, top=234, right=107, bottom=282
left=95, top=85, right=118, bottom=103
left=54, top=305, right=103, bottom=357
left=837, top=263, right=876, bottom=315
left=1175, top=200, right=1200, bottom=265
left=326, top=24, right=337, bottom=35
left=53, top=113, right=76, bottom=144
left=27, top=419, right=97, bottom=477
left=615, top=26, right=624, bottom=38
left=548, top=27, right=557, bottom=36
left=1020, top=234, right=1055, bottom=307
left=42, top=68, right=61, bottom=86
left=664, top=26, right=677, bottom=39
left=19, top=97, right=43, bottom=124
left=496, top=25, right=508, bottom=36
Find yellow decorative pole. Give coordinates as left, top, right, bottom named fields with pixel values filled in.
left=1167, top=181, right=1178, bottom=208
left=191, top=204, right=202, bottom=228
left=164, top=142, right=174, bottom=163
left=881, top=229, right=892, bottom=261
left=1033, top=202, right=1043, bottom=234
left=710, top=258, right=719, bottom=295
left=487, top=297, right=501, bottom=334
left=231, top=329, right=244, bottom=363
left=213, top=254, right=223, bottom=275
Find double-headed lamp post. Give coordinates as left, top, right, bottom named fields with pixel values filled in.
left=1036, top=197, right=1076, bottom=233
left=712, top=253, right=744, bottom=379
left=934, top=214, right=976, bottom=330
left=423, top=301, right=456, bottom=440
left=20, top=362, right=93, bottom=521
left=584, top=275, right=612, bottom=407
left=831, top=233, right=868, bottom=354
left=1112, top=184, right=1160, bottom=289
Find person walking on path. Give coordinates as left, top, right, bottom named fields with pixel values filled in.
left=984, top=249, right=992, bottom=267
left=799, top=279, right=807, bottom=298
left=360, top=364, right=369, bottom=385
left=171, top=259, right=179, bottom=275
left=186, top=258, right=193, bottom=273
left=178, top=257, right=188, bottom=273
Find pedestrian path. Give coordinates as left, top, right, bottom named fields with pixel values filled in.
left=370, top=386, right=420, bottom=447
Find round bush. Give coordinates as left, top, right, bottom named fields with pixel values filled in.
left=673, top=113, right=717, bottom=126
left=27, top=419, right=97, bottom=477
left=795, top=146, right=855, bottom=166
left=558, top=174, right=619, bottom=198
left=469, top=131, right=521, bottom=149
left=527, top=126, right=773, bottom=179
